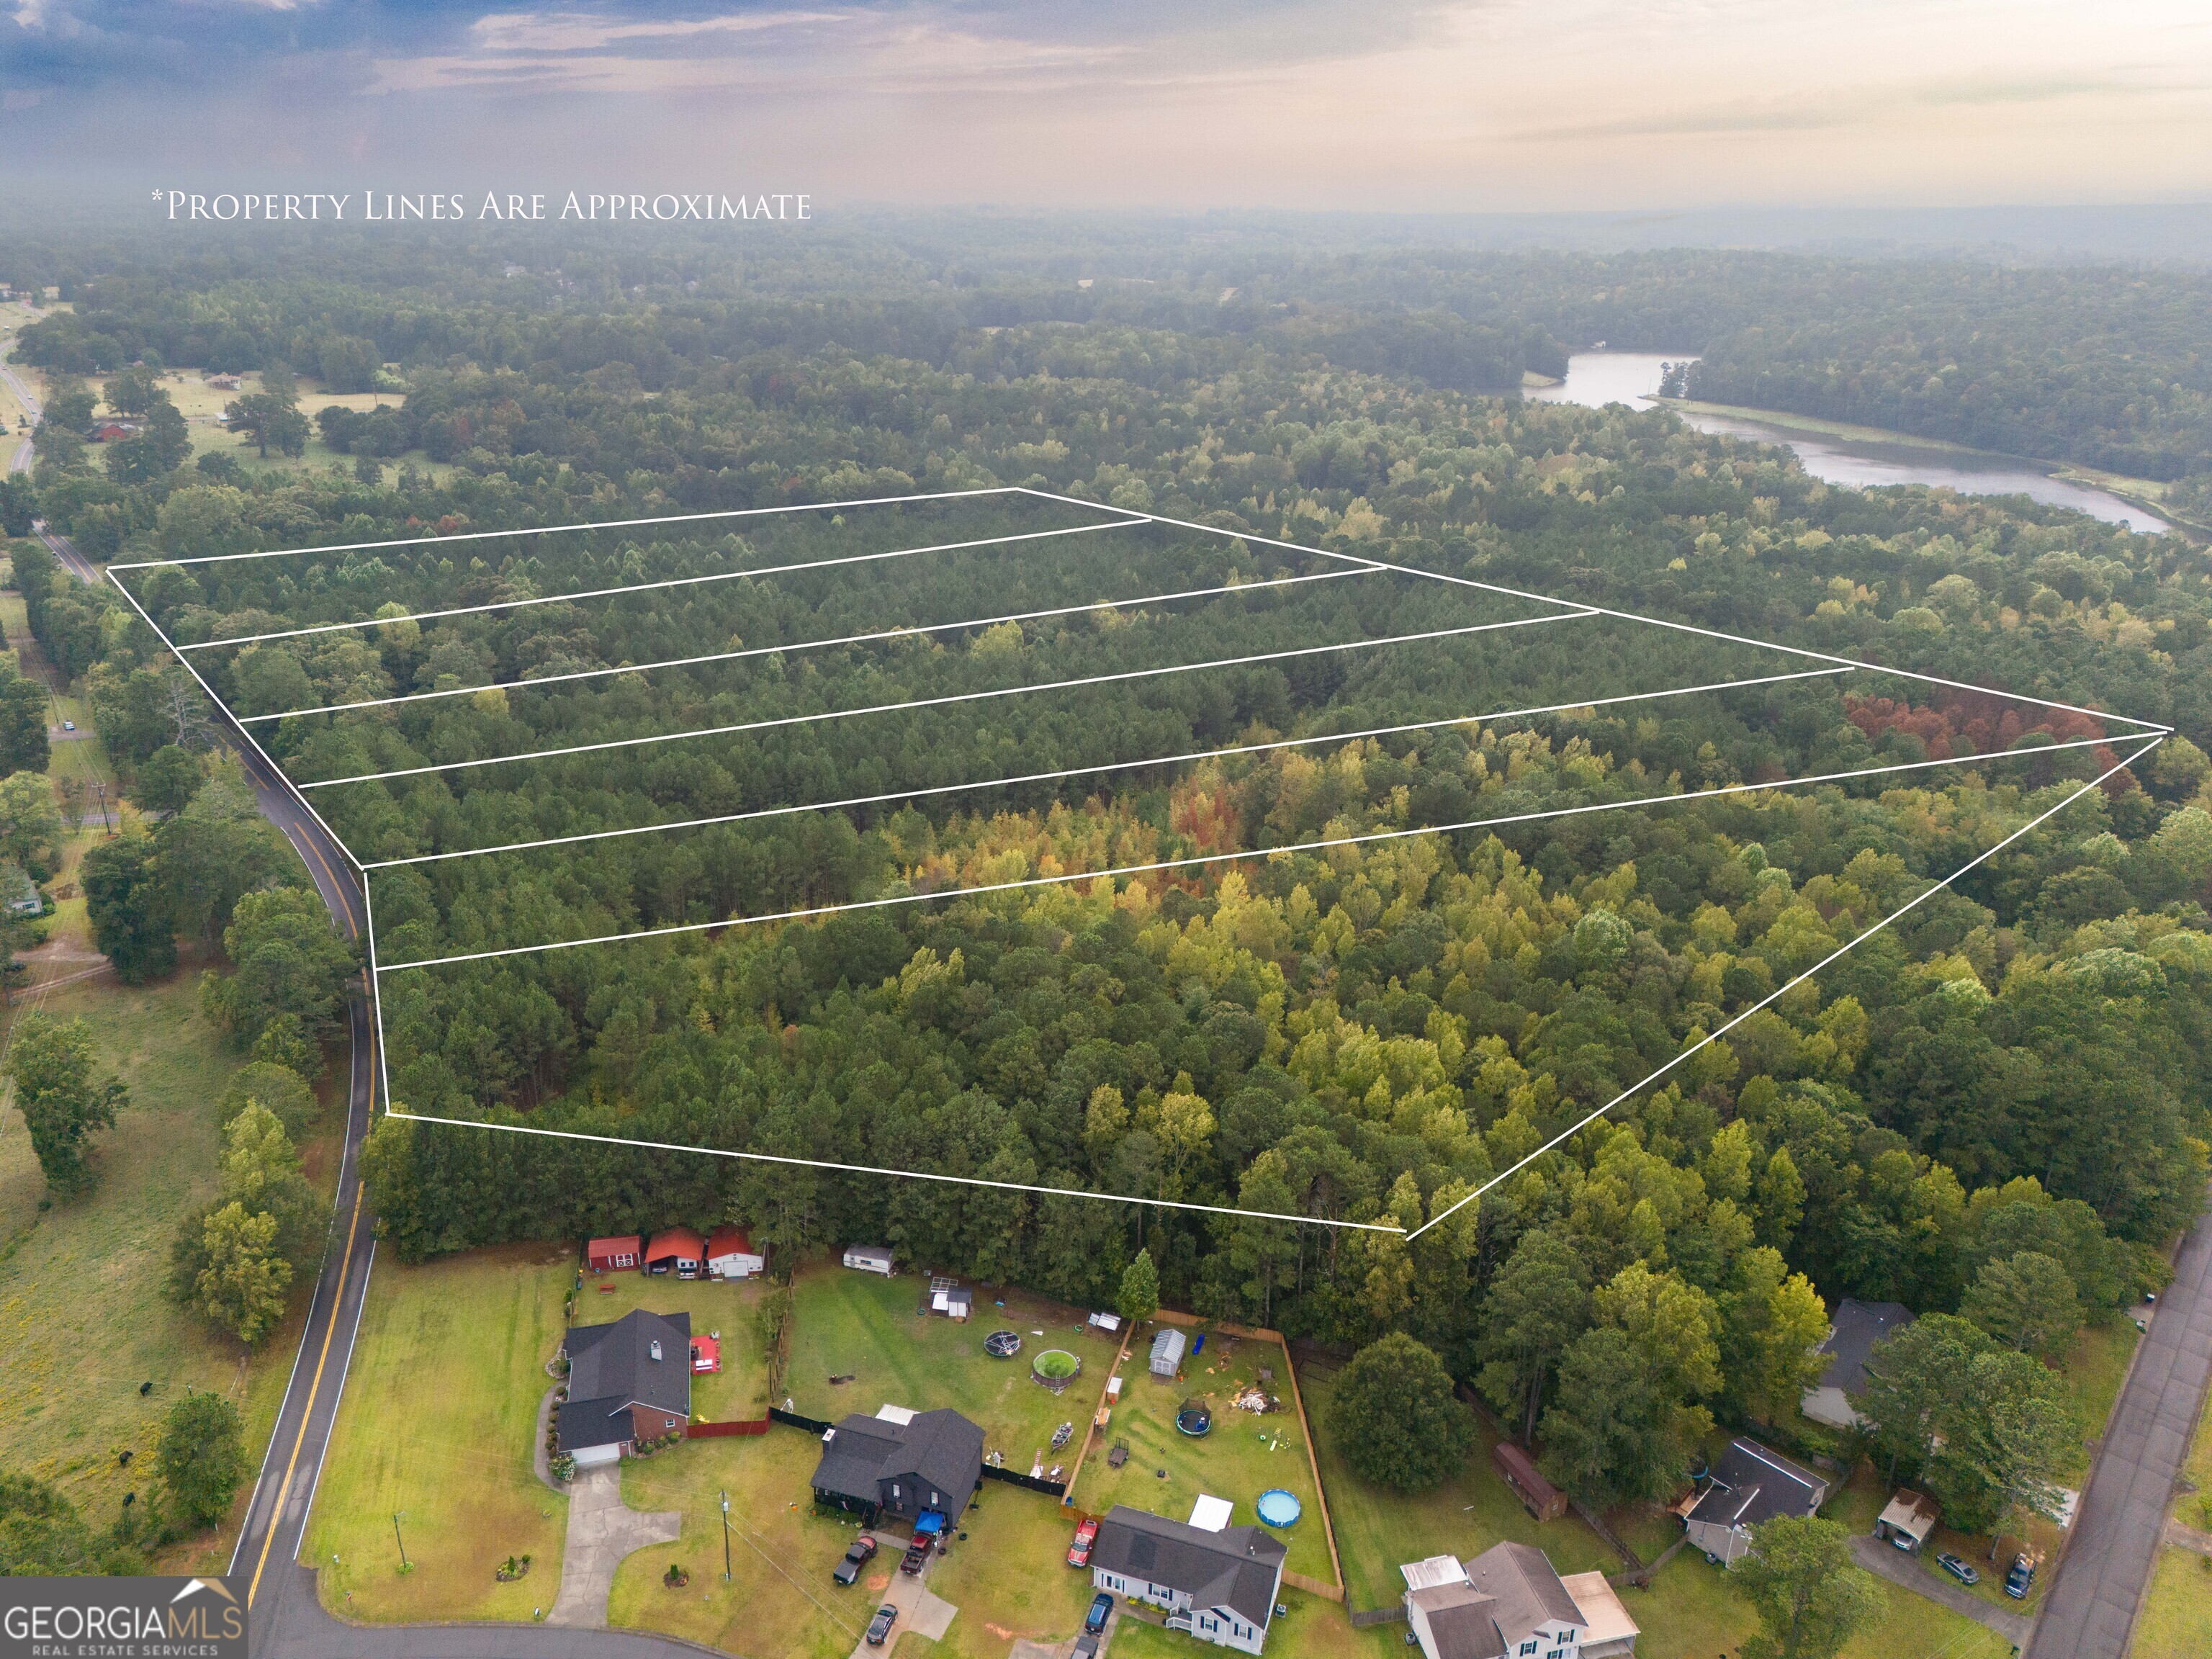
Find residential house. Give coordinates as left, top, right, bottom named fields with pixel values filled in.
left=1874, top=1490, right=1939, bottom=1554
left=1400, top=1542, right=1634, bottom=1659
left=842, top=1244, right=895, bottom=1275
left=0, top=863, right=40, bottom=918
left=1492, top=1441, right=1566, bottom=1522
left=704, top=1226, right=766, bottom=1280
left=1802, top=1299, right=1914, bottom=1430
left=809, top=1406, right=985, bottom=1527
left=556, top=1308, right=693, bottom=1466
left=1151, top=1328, right=1187, bottom=1377
left=1681, top=1439, right=1830, bottom=1567
left=586, top=1234, right=642, bottom=1273
left=1090, top=1504, right=1287, bottom=1655
left=644, top=1226, right=706, bottom=1278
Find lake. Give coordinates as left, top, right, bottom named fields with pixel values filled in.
left=1525, top=352, right=2170, bottom=534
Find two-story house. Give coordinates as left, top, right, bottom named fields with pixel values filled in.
left=809, top=1406, right=986, bottom=1527
left=1401, top=1543, right=1638, bottom=1659
left=1089, top=1504, right=1288, bottom=1655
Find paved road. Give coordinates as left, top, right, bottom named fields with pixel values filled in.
left=2024, top=1192, right=2212, bottom=1659
left=1848, top=1534, right=2034, bottom=1647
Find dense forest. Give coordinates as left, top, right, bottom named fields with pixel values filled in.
left=17, top=222, right=2212, bottom=1516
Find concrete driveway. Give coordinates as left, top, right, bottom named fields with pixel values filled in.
left=845, top=1538, right=960, bottom=1659
left=1850, top=1535, right=2035, bottom=1647
left=548, top=1463, right=683, bottom=1628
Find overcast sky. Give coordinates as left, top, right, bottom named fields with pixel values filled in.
left=5, top=0, right=2210, bottom=211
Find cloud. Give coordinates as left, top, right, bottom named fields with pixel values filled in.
left=1517, top=75, right=2171, bottom=142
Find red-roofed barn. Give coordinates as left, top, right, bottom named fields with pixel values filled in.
left=706, top=1226, right=767, bottom=1281
left=645, top=1226, right=706, bottom=1279
left=587, top=1234, right=642, bottom=1274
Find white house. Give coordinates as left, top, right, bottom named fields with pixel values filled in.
left=842, top=1244, right=895, bottom=1276
left=1802, top=1300, right=1914, bottom=1430
left=1401, top=1543, right=1627, bottom=1659
left=1682, top=1439, right=1830, bottom=1567
left=705, top=1226, right=767, bottom=1280
left=1091, top=1504, right=1287, bottom=1655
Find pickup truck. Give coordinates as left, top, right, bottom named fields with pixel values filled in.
left=902, top=1536, right=932, bottom=1575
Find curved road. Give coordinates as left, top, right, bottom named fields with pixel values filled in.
left=34, top=500, right=709, bottom=1658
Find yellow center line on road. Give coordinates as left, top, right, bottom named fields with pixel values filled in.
left=246, top=1174, right=364, bottom=1609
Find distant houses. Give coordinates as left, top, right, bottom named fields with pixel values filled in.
left=1802, top=1299, right=1915, bottom=1429
left=1401, top=1542, right=1637, bottom=1659
left=1680, top=1438, right=1830, bottom=1567
left=556, top=1308, right=693, bottom=1466
left=1090, top=1503, right=1287, bottom=1654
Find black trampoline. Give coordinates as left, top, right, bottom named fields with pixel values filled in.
left=1175, top=1401, right=1213, bottom=1437
left=984, top=1331, right=1022, bottom=1358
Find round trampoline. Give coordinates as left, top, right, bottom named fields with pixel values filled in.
left=1255, top=1489, right=1301, bottom=1529
left=984, top=1331, right=1022, bottom=1359
left=1174, top=1401, right=1213, bottom=1437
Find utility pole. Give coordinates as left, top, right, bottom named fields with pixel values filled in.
left=393, top=1510, right=410, bottom=1573
left=721, top=1490, right=732, bottom=1583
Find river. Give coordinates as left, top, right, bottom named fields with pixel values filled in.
left=1525, top=352, right=2170, bottom=534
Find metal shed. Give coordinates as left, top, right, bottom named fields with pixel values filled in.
left=1148, top=1328, right=1186, bottom=1377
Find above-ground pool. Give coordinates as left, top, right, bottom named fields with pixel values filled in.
left=1255, top=1489, right=1301, bottom=1528
left=1175, top=1402, right=1213, bottom=1437
left=1032, top=1349, right=1083, bottom=1392
left=984, top=1330, right=1022, bottom=1358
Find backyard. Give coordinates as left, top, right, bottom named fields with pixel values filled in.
left=1066, top=1320, right=1335, bottom=1589
left=579, top=1267, right=773, bottom=1425
left=783, top=1265, right=1122, bottom=1471
left=305, top=1244, right=573, bottom=1622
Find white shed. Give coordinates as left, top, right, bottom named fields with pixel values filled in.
left=842, top=1244, right=895, bottom=1275
left=1149, top=1328, right=1186, bottom=1377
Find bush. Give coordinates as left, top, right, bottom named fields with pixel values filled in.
left=1324, top=1332, right=1478, bottom=1493
left=156, top=1393, right=248, bottom=1532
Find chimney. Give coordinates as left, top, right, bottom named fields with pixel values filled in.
left=650, top=1340, right=663, bottom=1362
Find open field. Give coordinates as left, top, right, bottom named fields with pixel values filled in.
left=1066, top=1320, right=1333, bottom=1588
left=0, top=964, right=333, bottom=1570
left=2132, top=1547, right=2212, bottom=1659
left=785, top=1267, right=1121, bottom=1468
left=305, top=1244, right=573, bottom=1622
left=1297, top=1367, right=1615, bottom=1613
left=580, top=1267, right=773, bottom=1424
left=611, top=1424, right=858, bottom=1659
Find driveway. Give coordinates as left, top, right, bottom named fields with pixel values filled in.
left=548, top=1463, right=683, bottom=1628
left=844, top=1539, right=959, bottom=1659
left=2025, top=1191, right=2212, bottom=1659
left=1849, top=1535, right=2035, bottom=1647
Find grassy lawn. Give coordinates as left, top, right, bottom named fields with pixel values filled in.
left=785, top=1266, right=1121, bottom=1470
left=0, top=964, right=333, bottom=1571
left=2170, top=1350, right=2212, bottom=1531
left=1066, top=1321, right=1333, bottom=1588
left=2132, top=1547, right=2212, bottom=1659
left=1103, top=1591, right=1394, bottom=1659
left=1619, top=1547, right=2012, bottom=1659
left=611, top=1426, right=858, bottom=1659
left=580, top=1269, right=773, bottom=1424
left=1296, top=1366, right=1614, bottom=1613
left=1822, top=1462, right=2059, bottom=1616
left=305, top=1244, right=572, bottom=1622
left=913, top=1478, right=1101, bottom=1659
left=2066, top=1317, right=2141, bottom=1467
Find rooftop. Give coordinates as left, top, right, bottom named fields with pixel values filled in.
left=1818, top=1299, right=1915, bottom=1395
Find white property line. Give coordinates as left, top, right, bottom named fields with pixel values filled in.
left=1401, top=732, right=2166, bottom=1241
left=110, top=483, right=1035, bottom=569
left=378, top=1109, right=1411, bottom=1234
left=166, top=519, right=1146, bottom=652
left=360, top=665, right=1855, bottom=870
left=240, top=564, right=1382, bottom=724
left=371, top=732, right=2127, bottom=973
left=1012, top=487, right=2177, bottom=737
left=298, top=611, right=1590, bottom=791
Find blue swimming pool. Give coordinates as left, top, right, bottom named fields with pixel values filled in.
left=1255, top=1489, right=1300, bottom=1528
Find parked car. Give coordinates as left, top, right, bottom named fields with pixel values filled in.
left=60, top=721, right=73, bottom=732
left=1085, top=1592, right=1114, bottom=1635
left=1072, top=1637, right=1100, bottom=1659
left=834, top=1536, right=878, bottom=1586
left=1068, top=1516, right=1100, bottom=1568
left=866, top=1605, right=899, bottom=1647
left=1936, top=1552, right=1979, bottom=1586
left=2005, top=1555, right=2036, bottom=1600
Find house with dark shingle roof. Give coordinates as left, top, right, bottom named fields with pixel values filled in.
left=1401, top=1544, right=1637, bottom=1659
left=555, top=1308, right=693, bottom=1467
left=1089, top=1505, right=1287, bottom=1654
left=809, top=1407, right=985, bottom=1525
left=1802, top=1298, right=1914, bottom=1429
left=1683, top=1438, right=1829, bottom=1567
